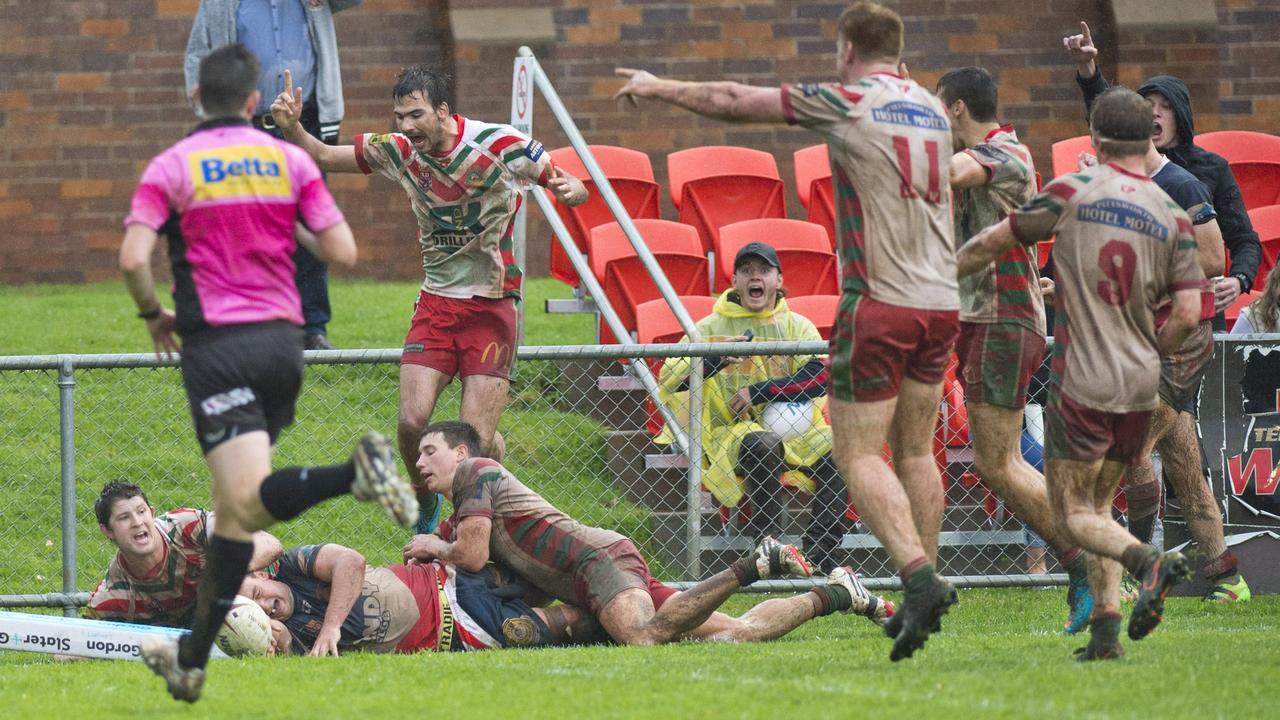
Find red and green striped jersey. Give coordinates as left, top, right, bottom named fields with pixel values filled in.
left=84, top=509, right=210, bottom=626
left=782, top=74, right=957, bottom=311
left=1009, top=164, right=1205, bottom=412
left=446, top=458, right=625, bottom=606
left=354, top=116, right=555, bottom=300
left=955, top=126, right=1045, bottom=335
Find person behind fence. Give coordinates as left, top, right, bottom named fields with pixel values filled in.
left=120, top=44, right=418, bottom=703
left=653, top=242, right=850, bottom=574
left=1063, top=20, right=1261, bottom=322
left=269, top=63, right=587, bottom=536
left=85, top=481, right=283, bottom=626
left=401, top=421, right=895, bottom=647
left=936, top=65, right=1095, bottom=634
left=184, top=0, right=366, bottom=351
left=616, top=1, right=962, bottom=662
left=957, top=87, right=1205, bottom=661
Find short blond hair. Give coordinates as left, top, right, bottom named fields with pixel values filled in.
left=837, top=2, right=904, bottom=63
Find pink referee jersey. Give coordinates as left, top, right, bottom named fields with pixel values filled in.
left=124, top=119, right=345, bottom=332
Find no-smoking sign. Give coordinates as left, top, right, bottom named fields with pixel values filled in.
left=511, top=58, right=534, bottom=135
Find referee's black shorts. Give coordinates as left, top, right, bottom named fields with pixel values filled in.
left=180, top=321, right=305, bottom=454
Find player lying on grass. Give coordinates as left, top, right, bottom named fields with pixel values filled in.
left=401, top=421, right=893, bottom=648
left=244, top=541, right=890, bottom=655
left=85, top=481, right=283, bottom=626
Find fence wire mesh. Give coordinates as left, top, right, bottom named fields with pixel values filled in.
left=0, top=342, right=1080, bottom=604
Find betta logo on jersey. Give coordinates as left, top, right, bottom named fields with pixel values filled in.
left=1076, top=199, right=1169, bottom=242
left=872, top=101, right=948, bottom=131
left=524, top=140, right=544, bottom=162
left=800, top=83, right=823, bottom=97
left=188, top=145, right=292, bottom=200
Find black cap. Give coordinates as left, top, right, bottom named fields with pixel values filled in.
left=733, top=242, right=781, bottom=271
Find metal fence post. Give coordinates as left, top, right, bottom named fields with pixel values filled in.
left=57, top=356, right=77, bottom=617
left=685, top=356, right=704, bottom=578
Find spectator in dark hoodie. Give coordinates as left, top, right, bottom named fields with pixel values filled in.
left=1063, top=21, right=1262, bottom=324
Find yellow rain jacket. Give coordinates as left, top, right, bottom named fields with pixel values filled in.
left=656, top=291, right=832, bottom=507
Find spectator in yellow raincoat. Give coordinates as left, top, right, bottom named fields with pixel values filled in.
left=658, top=243, right=849, bottom=573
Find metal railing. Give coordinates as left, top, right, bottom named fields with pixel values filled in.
left=2, top=335, right=1277, bottom=610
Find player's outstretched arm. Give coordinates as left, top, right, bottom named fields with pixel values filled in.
left=271, top=69, right=362, bottom=173
left=614, top=68, right=785, bottom=124
left=957, top=217, right=1019, bottom=278
left=306, top=544, right=367, bottom=657
left=120, top=224, right=180, bottom=360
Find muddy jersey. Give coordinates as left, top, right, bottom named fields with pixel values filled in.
left=124, top=120, right=344, bottom=334
left=445, top=458, right=626, bottom=605
left=955, top=126, right=1045, bottom=335
left=85, top=509, right=211, bottom=626
left=274, top=544, right=427, bottom=654
left=1008, top=163, right=1205, bottom=412
left=782, top=73, right=956, bottom=310
left=354, top=116, right=555, bottom=301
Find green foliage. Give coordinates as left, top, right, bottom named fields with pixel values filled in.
left=1, top=591, right=1276, bottom=718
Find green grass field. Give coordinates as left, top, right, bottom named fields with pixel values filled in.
left=1, top=590, right=1276, bottom=719
left=2, top=280, right=1277, bottom=718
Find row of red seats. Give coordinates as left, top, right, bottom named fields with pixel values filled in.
left=548, top=144, right=839, bottom=290
left=1053, top=131, right=1280, bottom=293
left=587, top=218, right=837, bottom=344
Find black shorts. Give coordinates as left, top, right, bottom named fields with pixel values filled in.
left=180, top=321, right=304, bottom=454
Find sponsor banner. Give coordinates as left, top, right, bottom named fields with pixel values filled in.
left=0, top=611, right=228, bottom=661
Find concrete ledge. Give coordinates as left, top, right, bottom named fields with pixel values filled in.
left=1112, top=0, right=1217, bottom=30
left=451, top=8, right=557, bottom=44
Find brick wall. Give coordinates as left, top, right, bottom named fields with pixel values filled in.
left=1, top=0, right=1277, bottom=284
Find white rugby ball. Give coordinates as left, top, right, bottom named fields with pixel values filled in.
left=759, top=400, right=815, bottom=440
left=215, top=594, right=272, bottom=657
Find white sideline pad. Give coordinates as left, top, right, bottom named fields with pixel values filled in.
left=0, top=611, right=228, bottom=661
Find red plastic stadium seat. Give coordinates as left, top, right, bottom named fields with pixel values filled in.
left=1248, top=205, right=1280, bottom=288
left=785, top=294, right=839, bottom=340
left=588, top=219, right=709, bottom=345
left=634, top=296, right=717, bottom=346
left=1226, top=290, right=1262, bottom=325
left=941, top=358, right=970, bottom=448
left=715, top=219, right=838, bottom=295
left=794, top=144, right=836, bottom=248
left=636, top=295, right=717, bottom=436
left=1051, top=135, right=1093, bottom=178
left=667, top=146, right=786, bottom=254
left=1194, top=131, right=1280, bottom=210
left=547, top=145, right=661, bottom=288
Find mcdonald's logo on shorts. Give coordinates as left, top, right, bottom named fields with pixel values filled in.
left=480, top=342, right=512, bottom=367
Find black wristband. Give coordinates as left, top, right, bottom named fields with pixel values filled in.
left=1232, top=272, right=1253, bottom=294
left=137, top=307, right=162, bottom=320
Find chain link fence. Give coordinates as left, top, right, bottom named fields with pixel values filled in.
left=3, top=336, right=1271, bottom=606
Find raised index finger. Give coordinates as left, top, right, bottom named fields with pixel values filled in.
left=1080, top=21, right=1092, bottom=43
left=282, top=69, right=292, bottom=93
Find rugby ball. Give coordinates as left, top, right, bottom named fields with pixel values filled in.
left=759, top=400, right=815, bottom=440
left=215, top=595, right=272, bottom=657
